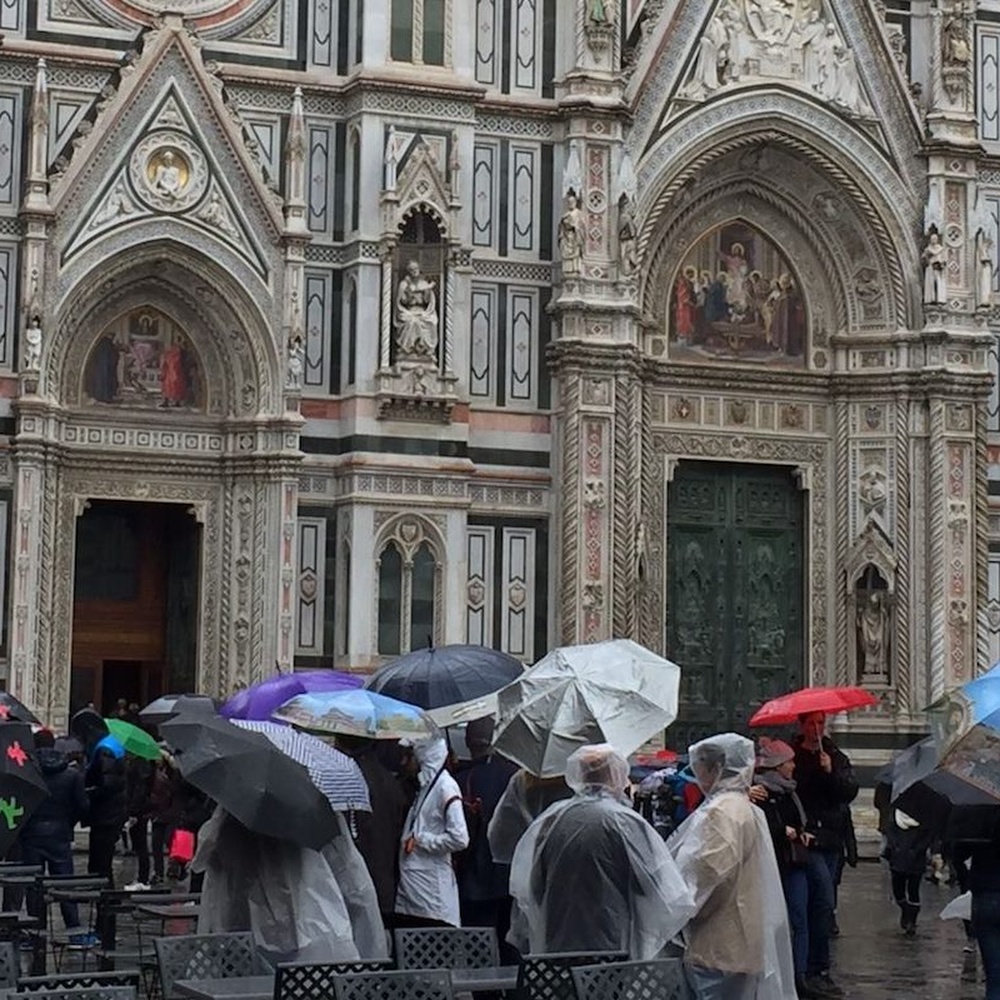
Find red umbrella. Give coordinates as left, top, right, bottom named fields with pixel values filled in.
left=749, top=686, right=878, bottom=727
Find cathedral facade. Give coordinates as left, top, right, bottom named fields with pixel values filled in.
left=0, top=0, right=996, bottom=753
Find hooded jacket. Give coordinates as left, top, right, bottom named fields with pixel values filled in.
left=22, top=748, right=89, bottom=846
left=85, top=735, right=128, bottom=829
left=394, top=737, right=469, bottom=927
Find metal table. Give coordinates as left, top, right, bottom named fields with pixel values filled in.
left=135, top=903, right=201, bottom=920
left=175, top=976, right=274, bottom=1000
left=450, top=966, right=519, bottom=993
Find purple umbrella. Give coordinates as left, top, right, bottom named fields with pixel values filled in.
left=220, top=670, right=364, bottom=722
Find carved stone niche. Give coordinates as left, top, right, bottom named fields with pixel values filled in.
left=377, top=136, right=462, bottom=422
left=845, top=523, right=897, bottom=689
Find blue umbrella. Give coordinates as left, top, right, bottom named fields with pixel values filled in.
left=273, top=689, right=439, bottom=741
left=220, top=670, right=363, bottom=722
left=365, top=644, right=524, bottom=710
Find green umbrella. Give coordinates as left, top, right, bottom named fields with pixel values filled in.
left=105, top=719, right=162, bottom=761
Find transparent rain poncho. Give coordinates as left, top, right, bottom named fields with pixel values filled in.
left=667, top=733, right=796, bottom=999
left=508, top=744, right=695, bottom=960
left=194, top=807, right=388, bottom=965
left=487, top=769, right=572, bottom=864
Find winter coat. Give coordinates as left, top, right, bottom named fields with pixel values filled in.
left=753, top=773, right=808, bottom=873
left=884, top=816, right=934, bottom=876
left=455, top=753, right=518, bottom=902
left=346, top=747, right=409, bottom=915
left=148, top=764, right=176, bottom=825
left=395, top=738, right=469, bottom=927
left=85, top=736, right=128, bottom=829
left=126, top=757, right=155, bottom=820
left=792, top=736, right=858, bottom=856
left=21, top=749, right=88, bottom=847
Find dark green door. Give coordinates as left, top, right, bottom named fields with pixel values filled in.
left=666, top=462, right=804, bottom=749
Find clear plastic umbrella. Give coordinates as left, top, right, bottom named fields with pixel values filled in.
left=492, top=639, right=681, bottom=777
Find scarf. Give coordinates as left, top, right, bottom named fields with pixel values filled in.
left=756, top=769, right=808, bottom=828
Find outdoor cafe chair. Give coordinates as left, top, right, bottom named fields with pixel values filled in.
left=0, top=942, right=16, bottom=989
left=332, top=969, right=453, bottom=1000
left=516, top=951, right=628, bottom=1000
left=570, top=959, right=689, bottom=1000
left=7, top=986, right=136, bottom=1000
left=15, top=972, right=141, bottom=995
left=272, top=961, right=391, bottom=1000
left=393, top=927, right=498, bottom=972
left=154, top=935, right=267, bottom=1000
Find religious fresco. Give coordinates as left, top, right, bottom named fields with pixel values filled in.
left=668, top=222, right=807, bottom=366
left=83, top=307, right=202, bottom=409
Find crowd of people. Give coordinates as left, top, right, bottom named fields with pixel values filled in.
left=5, top=701, right=1000, bottom=1000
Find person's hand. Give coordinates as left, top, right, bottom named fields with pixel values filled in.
left=403, top=836, right=417, bottom=855
left=786, top=826, right=798, bottom=840
left=801, top=831, right=815, bottom=847
left=819, top=751, right=832, bottom=774
left=748, top=784, right=768, bottom=804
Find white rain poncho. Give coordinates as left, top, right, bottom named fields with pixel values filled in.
left=394, top=736, right=469, bottom=927
left=508, top=744, right=696, bottom=960
left=194, top=807, right=387, bottom=964
left=667, top=734, right=796, bottom=999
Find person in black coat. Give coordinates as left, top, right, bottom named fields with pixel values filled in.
left=334, top=734, right=409, bottom=926
left=453, top=717, right=518, bottom=963
left=70, top=708, right=127, bottom=884
left=792, top=712, right=858, bottom=995
left=124, top=755, right=155, bottom=890
left=954, top=829, right=1000, bottom=1000
left=21, top=729, right=89, bottom=931
left=883, top=809, right=934, bottom=936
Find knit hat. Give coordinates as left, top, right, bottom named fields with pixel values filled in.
left=755, top=737, right=795, bottom=770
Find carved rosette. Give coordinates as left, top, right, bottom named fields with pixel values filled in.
left=129, top=131, right=208, bottom=213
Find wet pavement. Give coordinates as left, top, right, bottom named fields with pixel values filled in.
left=833, top=862, right=982, bottom=999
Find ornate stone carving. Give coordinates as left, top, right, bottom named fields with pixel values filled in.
left=130, top=132, right=208, bottom=213
left=858, top=465, right=887, bottom=518
left=23, top=317, right=43, bottom=374
left=584, top=0, right=614, bottom=53
left=678, top=0, right=871, bottom=117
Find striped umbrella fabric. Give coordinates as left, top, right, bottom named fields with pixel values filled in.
left=231, top=719, right=370, bottom=813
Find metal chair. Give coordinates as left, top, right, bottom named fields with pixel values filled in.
left=13, top=986, right=136, bottom=1000
left=272, top=961, right=392, bottom=1000
left=393, top=927, right=498, bottom=971
left=570, top=959, right=689, bottom=1000
left=516, top=952, right=628, bottom=1000
left=153, top=934, right=265, bottom=1000
left=16, top=972, right=141, bottom=994
left=332, top=970, right=453, bottom=1000
left=0, top=941, right=16, bottom=989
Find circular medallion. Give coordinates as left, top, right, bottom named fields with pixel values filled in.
left=130, top=132, right=208, bottom=213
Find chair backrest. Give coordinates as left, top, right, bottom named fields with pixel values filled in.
left=570, top=960, right=688, bottom=1000
left=332, top=970, right=453, bottom=1000
left=154, top=933, right=261, bottom=1000
left=17, top=974, right=141, bottom=994
left=516, top=952, right=628, bottom=1000
left=0, top=941, right=16, bottom=989
left=13, top=988, right=136, bottom=1000
left=393, top=927, right=498, bottom=971
left=273, top=961, right=392, bottom=1000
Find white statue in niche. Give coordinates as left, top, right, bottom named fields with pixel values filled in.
left=23, top=316, right=42, bottom=373
left=395, top=260, right=439, bottom=357
left=286, top=333, right=304, bottom=390
left=922, top=228, right=948, bottom=304
left=384, top=125, right=400, bottom=193
left=858, top=589, right=889, bottom=682
left=150, top=150, right=184, bottom=199
left=559, top=192, right=586, bottom=275
left=976, top=227, right=995, bottom=309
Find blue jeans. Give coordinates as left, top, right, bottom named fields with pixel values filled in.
left=781, top=867, right=809, bottom=977
left=972, top=891, right=1000, bottom=1000
left=805, top=849, right=837, bottom=975
left=21, top=839, right=80, bottom=929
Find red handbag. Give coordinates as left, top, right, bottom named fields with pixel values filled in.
left=168, top=828, right=195, bottom=863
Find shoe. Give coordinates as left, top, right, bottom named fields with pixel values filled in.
left=150, top=874, right=163, bottom=887
left=964, top=943, right=976, bottom=954
left=805, top=973, right=844, bottom=998
left=18, top=939, right=34, bottom=953
left=68, top=932, right=99, bottom=948
left=795, top=977, right=822, bottom=999
left=904, top=923, right=916, bottom=938
left=124, top=881, right=151, bottom=892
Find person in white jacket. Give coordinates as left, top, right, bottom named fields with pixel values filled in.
left=395, top=735, right=469, bottom=927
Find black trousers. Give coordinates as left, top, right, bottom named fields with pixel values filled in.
left=891, top=870, right=922, bottom=907
left=130, top=818, right=150, bottom=884
left=88, top=825, right=121, bottom=884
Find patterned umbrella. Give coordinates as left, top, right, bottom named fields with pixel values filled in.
left=0, top=693, right=41, bottom=726
left=0, top=723, right=49, bottom=856
left=274, top=689, right=439, bottom=741
left=231, top=719, right=370, bottom=812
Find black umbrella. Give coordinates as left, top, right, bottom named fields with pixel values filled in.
left=0, top=723, right=49, bottom=855
left=365, top=644, right=524, bottom=710
left=0, top=693, right=40, bottom=726
left=160, top=713, right=338, bottom=849
left=891, top=736, right=1000, bottom=842
left=139, top=694, right=217, bottom=726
